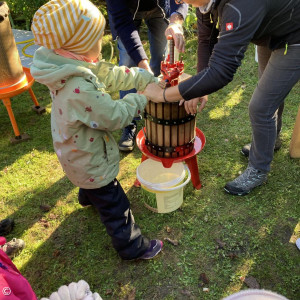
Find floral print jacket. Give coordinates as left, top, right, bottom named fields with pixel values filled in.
left=31, top=47, right=156, bottom=188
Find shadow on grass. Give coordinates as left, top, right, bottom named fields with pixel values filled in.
left=3, top=175, right=74, bottom=238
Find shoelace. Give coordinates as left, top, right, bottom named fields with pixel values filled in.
left=121, top=125, right=136, bottom=140
left=234, top=167, right=265, bottom=187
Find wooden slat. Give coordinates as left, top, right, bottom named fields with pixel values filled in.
left=145, top=103, right=152, bottom=153
left=178, top=104, right=186, bottom=157
left=156, top=103, right=164, bottom=157
left=164, top=103, right=171, bottom=158
left=290, top=106, right=300, bottom=158
left=171, top=102, right=179, bottom=158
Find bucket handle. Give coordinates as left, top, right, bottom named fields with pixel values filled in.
left=144, top=165, right=191, bottom=192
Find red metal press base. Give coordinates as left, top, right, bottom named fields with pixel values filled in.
left=135, top=127, right=206, bottom=190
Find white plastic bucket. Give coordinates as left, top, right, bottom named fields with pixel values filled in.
left=136, top=159, right=191, bottom=213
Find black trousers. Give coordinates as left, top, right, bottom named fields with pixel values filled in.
left=78, top=179, right=149, bottom=260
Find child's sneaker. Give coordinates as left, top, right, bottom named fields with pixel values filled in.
left=139, top=240, right=163, bottom=260
left=0, top=218, right=15, bottom=236
left=1, top=238, right=25, bottom=258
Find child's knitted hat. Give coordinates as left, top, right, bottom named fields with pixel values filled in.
left=31, top=0, right=105, bottom=54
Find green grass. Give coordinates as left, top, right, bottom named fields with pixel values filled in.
left=1, top=32, right=299, bottom=300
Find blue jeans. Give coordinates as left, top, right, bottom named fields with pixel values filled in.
left=118, top=7, right=168, bottom=99
left=249, top=45, right=300, bottom=172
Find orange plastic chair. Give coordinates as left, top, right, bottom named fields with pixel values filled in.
left=0, top=67, right=45, bottom=143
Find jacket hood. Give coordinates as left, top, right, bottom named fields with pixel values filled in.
left=199, top=0, right=215, bottom=14
left=30, top=47, right=97, bottom=91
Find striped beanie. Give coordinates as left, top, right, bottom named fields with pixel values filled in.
left=31, top=0, right=106, bottom=54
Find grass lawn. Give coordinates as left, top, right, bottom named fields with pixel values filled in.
left=0, top=31, right=299, bottom=300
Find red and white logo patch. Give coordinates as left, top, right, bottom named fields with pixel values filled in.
left=2, top=287, right=11, bottom=296
left=226, top=22, right=233, bottom=31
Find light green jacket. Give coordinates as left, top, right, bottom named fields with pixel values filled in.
left=31, top=47, right=156, bottom=188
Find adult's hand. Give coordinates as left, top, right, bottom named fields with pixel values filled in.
left=165, top=23, right=185, bottom=52
left=166, top=12, right=185, bottom=52
left=138, top=59, right=153, bottom=74
left=141, top=82, right=164, bottom=102
left=181, top=95, right=208, bottom=115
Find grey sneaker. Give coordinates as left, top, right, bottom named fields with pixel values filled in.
left=1, top=238, right=25, bottom=258
left=241, top=136, right=281, bottom=157
left=224, top=166, right=267, bottom=196
left=118, top=122, right=137, bottom=152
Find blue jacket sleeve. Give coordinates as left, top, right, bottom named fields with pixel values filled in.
left=106, top=0, right=188, bottom=66
left=170, top=0, right=188, bottom=19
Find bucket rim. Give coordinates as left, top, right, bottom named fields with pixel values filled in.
left=136, top=160, right=186, bottom=189
left=139, top=165, right=191, bottom=192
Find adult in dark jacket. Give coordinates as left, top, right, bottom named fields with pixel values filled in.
left=195, top=7, right=284, bottom=157
left=106, top=0, right=188, bottom=152
left=143, top=0, right=300, bottom=195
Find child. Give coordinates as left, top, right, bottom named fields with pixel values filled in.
left=30, top=0, right=162, bottom=260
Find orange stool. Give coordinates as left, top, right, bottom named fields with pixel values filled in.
left=135, top=127, right=206, bottom=190
left=0, top=67, right=45, bottom=143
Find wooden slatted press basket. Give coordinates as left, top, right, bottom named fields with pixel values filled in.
left=144, top=37, right=196, bottom=158
left=144, top=100, right=196, bottom=158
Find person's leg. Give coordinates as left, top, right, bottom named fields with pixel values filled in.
left=225, top=45, right=300, bottom=195
left=257, top=45, right=285, bottom=140
left=117, top=20, right=142, bottom=152
left=80, top=180, right=162, bottom=260
left=241, top=45, right=283, bottom=156
left=117, top=38, right=138, bottom=97
left=144, top=8, right=168, bottom=76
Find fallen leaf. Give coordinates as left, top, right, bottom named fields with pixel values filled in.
left=105, top=289, right=113, bottom=295
left=48, top=213, right=57, bottom=219
left=165, top=226, right=172, bottom=233
left=199, top=272, right=210, bottom=284
left=127, top=287, right=136, bottom=300
left=227, top=252, right=238, bottom=259
left=164, top=237, right=179, bottom=246
left=216, top=239, right=226, bottom=249
left=241, top=276, right=260, bottom=289
left=181, top=289, right=191, bottom=296
left=40, top=204, right=51, bottom=212
left=39, top=219, right=50, bottom=228
left=53, top=250, right=60, bottom=257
